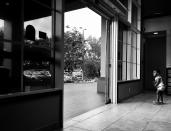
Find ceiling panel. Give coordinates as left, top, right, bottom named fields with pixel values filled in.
left=142, top=0, right=171, bottom=19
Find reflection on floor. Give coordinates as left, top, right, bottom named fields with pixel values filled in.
left=63, top=92, right=171, bottom=131
left=64, top=82, right=105, bottom=120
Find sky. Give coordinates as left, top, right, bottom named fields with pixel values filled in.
left=65, top=8, right=101, bottom=39
left=1, top=8, right=101, bottom=39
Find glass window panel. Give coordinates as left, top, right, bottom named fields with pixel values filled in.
left=133, top=63, right=137, bottom=79
left=137, top=49, right=140, bottom=64
left=132, top=4, right=138, bottom=28
left=123, top=31, right=127, bottom=44
left=23, top=0, right=53, bottom=92
left=118, top=41, right=123, bottom=61
left=132, top=47, right=136, bottom=63
left=123, top=43, right=127, bottom=61
left=118, top=30, right=123, bottom=41
left=132, top=32, right=137, bottom=48
left=127, top=62, right=131, bottom=80
left=127, top=44, right=132, bottom=62
left=137, top=64, right=140, bottom=79
left=0, top=0, right=23, bottom=95
left=122, top=61, right=127, bottom=80
left=137, top=34, right=140, bottom=49
left=0, top=20, right=12, bottom=41
left=127, top=31, right=132, bottom=45
left=118, top=61, right=122, bottom=81
left=0, top=41, right=24, bottom=94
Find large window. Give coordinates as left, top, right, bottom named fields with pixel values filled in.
left=118, top=22, right=140, bottom=81
left=132, top=3, right=138, bottom=28
left=23, top=0, right=53, bottom=92
left=0, top=0, right=60, bottom=95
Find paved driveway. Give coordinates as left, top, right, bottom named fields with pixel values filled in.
left=64, top=82, right=105, bottom=120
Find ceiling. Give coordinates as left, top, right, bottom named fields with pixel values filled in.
left=1, top=0, right=170, bottom=21
left=142, top=0, right=171, bottom=19
left=65, top=0, right=171, bottom=19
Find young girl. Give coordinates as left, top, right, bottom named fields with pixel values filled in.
left=153, top=70, right=165, bottom=104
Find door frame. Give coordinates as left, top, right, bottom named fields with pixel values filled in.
left=143, top=31, right=166, bottom=91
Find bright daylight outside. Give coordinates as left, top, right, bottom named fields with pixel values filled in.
left=64, top=8, right=105, bottom=120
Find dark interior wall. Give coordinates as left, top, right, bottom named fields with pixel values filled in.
left=0, top=90, right=62, bottom=131
left=118, top=80, right=143, bottom=102
left=143, top=33, right=166, bottom=90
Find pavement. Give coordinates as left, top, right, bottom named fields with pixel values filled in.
left=64, top=82, right=105, bottom=120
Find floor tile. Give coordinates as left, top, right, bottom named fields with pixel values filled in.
left=104, top=118, right=148, bottom=131
left=143, top=121, right=171, bottom=131
left=62, top=93, right=171, bottom=131
left=63, top=126, right=92, bottom=131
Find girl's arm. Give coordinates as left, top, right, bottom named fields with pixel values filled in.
left=154, top=77, right=160, bottom=87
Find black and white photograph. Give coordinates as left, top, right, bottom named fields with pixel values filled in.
left=0, top=0, right=171, bottom=131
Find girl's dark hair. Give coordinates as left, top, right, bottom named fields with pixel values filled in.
left=154, top=69, right=160, bottom=74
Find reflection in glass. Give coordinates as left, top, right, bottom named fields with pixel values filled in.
left=127, top=62, right=131, bottom=80
left=118, top=61, right=122, bottom=81
left=23, top=0, right=53, bottom=92
left=0, top=20, right=4, bottom=39
left=24, top=16, right=53, bottom=92
left=122, top=61, right=126, bottom=80
left=132, top=63, right=137, bottom=79
left=0, top=18, right=13, bottom=94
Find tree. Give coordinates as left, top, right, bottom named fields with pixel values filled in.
left=64, top=28, right=85, bottom=72
left=64, top=29, right=101, bottom=79
left=84, top=36, right=101, bottom=78
left=85, top=36, right=101, bottom=61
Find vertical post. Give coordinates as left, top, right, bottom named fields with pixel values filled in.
left=12, top=0, right=24, bottom=92
left=105, top=19, right=112, bottom=103
left=80, top=27, right=86, bottom=80
left=128, top=0, right=132, bottom=23
left=53, top=0, right=64, bottom=127
left=82, top=29, right=85, bottom=80
left=101, top=18, right=107, bottom=78
left=110, top=17, right=118, bottom=104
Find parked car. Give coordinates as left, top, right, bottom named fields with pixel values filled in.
left=24, top=69, right=51, bottom=86
left=64, top=72, right=72, bottom=82
left=72, top=69, right=83, bottom=81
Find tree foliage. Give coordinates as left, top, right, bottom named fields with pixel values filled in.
left=64, top=28, right=84, bottom=72
left=64, top=28, right=101, bottom=79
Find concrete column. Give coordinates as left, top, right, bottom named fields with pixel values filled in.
left=110, top=17, right=118, bottom=104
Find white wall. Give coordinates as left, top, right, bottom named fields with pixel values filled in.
left=144, top=16, right=171, bottom=67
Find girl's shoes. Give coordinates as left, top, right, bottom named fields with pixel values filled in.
left=153, top=101, right=164, bottom=105
left=159, top=101, right=164, bottom=104
left=153, top=101, right=159, bottom=105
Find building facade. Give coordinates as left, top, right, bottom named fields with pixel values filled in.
left=0, top=0, right=143, bottom=130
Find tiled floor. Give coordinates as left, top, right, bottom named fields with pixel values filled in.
left=62, top=92, right=171, bottom=131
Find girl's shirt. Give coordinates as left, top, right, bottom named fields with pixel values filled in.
left=154, top=75, right=165, bottom=91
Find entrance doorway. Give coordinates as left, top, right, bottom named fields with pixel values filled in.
left=144, top=31, right=166, bottom=90
left=64, top=7, right=110, bottom=120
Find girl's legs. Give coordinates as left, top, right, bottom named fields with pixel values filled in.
left=160, top=91, right=163, bottom=103
left=156, top=90, right=160, bottom=103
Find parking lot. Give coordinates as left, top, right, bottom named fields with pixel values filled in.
left=64, top=82, right=105, bottom=120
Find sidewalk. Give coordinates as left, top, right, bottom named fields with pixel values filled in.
left=64, top=82, right=105, bottom=120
